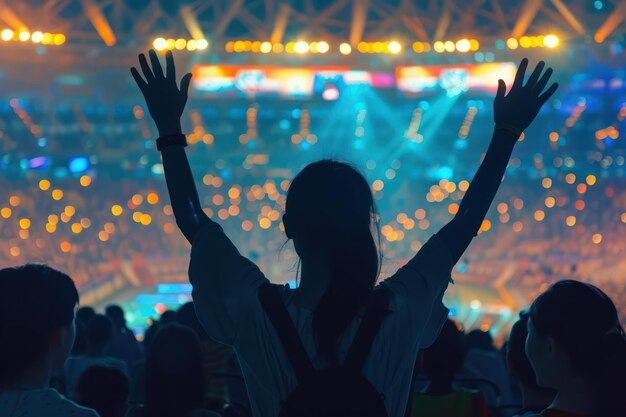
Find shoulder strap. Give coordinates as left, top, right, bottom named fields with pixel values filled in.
left=258, top=282, right=314, bottom=382
left=343, top=286, right=391, bottom=373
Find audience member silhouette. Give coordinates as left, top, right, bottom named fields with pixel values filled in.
left=410, top=319, right=488, bottom=417
left=105, top=305, right=143, bottom=369
left=463, top=329, right=512, bottom=404
left=72, top=307, right=97, bottom=355
left=526, top=280, right=626, bottom=417
left=159, top=309, right=177, bottom=326
left=507, top=311, right=555, bottom=417
left=64, top=314, right=129, bottom=399
left=127, top=324, right=221, bottom=417
left=131, top=50, right=557, bottom=417
left=176, top=302, right=246, bottom=412
left=0, top=264, right=98, bottom=417
left=76, top=365, right=129, bottom=417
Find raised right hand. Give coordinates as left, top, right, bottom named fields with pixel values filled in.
left=131, top=49, right=192, bottom=136
left=494, top=58, right=558, bottom=134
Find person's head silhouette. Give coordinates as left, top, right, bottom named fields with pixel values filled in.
left=105, top=305, right=127, bottom=330
left=506, top=311, right=554, bottom=411
left=526, top=280, right=626, bottom=417
left=283, top=159, right=380, bottom=363
left=76, top=365, right=129, bottom=417
left=0, top=264, right=79, bottom=389
left=144, top=324, right=205, bottom=417
left=421, top=319, right=466, bottom=393
left=85, top=314, right=114, bottom=354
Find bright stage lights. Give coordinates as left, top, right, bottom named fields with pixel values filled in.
left=18, top=31, right=30, bottom=42
left=387, top=41, right=402, bottom=54
left=152, top=37, right=208, bottom=52
left=294, top=41, right=309, bottom=54
left=455, top=39, right=471, bottom=53
left=339, top=42, right=352, bottom=55
left=544, top=34, right=559, bottom=48
left=1, top=29, right=12, bottom=41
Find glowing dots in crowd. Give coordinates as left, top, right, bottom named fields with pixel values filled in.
left=111, top=205, right=123, bottom=216
left=372, top=180, right=384, bottom=191
left=565, top=173, right=576, bottom=184
left=46, top=223, right=56, bottom=233
left=60, top=241, right=71, bottom=253
left=512, top=221, right=523, bottom=232
left=19, top=218, right=31, bottom=230
left=79, top=175, right=92, bottom=187
left=140, top=214, right=152, bottom=225
left=132, top=194, right=143, bottom=205
left=163, top=223, right=176, bottom=234
left=9, top=196, right=20, bottom=206
left=448, top=203, right=459, bottom=215
left=39, top=179, right=51, bottom=191
left=64, top=206, right=76, bottom=217
left=534, top=210, right=545, bottom=222
left=1, top=208, right=11, bottom=218
left=98, top=231, right=109, bottom=242
left=147, top=193, right=159, bottom=205
left=480, top=220, right=491, bottom=232
left=542, top=178, right=552, bottom=189
left=52, top=189, right=64, bottom=200
left=259, top=218, right=271, bottom=229
left=565, top=216, right=577, bottom=227
left=586, top=175, right=597, bottom=186
left=592, top=233, right=603, bottom=244
left=71, top=223, right=83, bottom=234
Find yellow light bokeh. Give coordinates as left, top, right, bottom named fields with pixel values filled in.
left=387, top=41, right=402, bottom=54
left=544, top=34, right=559, bottom=48
left=52, top=189, right=64, bottom=200
left=153, top=37, right=167, bottom=51
left=1, top=207, right=11, bottom=218
left=1, top=29, right=13, bottom=41
left=147, top=193, right=159, bottom=205
left=79, top=175, right=92, bottom=187
left=339, top=42, right=352, bottom=55
left=19, top=218, right=31, bottom=229
left=111, top=205, right=123, bottom=216
left=39, top=179, right=51, bottom=191
left=455, top=39, right=471, bottom=53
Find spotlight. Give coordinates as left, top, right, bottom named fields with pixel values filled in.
left=317, top=41, right=329, bottom=53
left=1, top=29, right=13, bottom=41
left=294, top=41, right=309, bottom=53
left=455, top=39, right=471, bottom=53
left=387, top=41, right=402, bottom=54
left=339, top=42, right=352, bottom=55
left=544, top=34, right=559, bottom=48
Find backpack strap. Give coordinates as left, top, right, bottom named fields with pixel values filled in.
left=258, top=282, right=315, bottom=382
left=343, top=285, right=391, bottom=373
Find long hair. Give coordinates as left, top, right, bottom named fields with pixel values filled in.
left=529, top=280, right=626, bottom=417
left=144, top=324, right=205, bottom=417
left=285, top=160, right=381, bottom=364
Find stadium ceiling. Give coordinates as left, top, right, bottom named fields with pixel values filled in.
left=3, top=0, right=625, bottom=47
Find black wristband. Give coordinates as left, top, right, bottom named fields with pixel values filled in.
left=156, top=134, right=188, bottom=151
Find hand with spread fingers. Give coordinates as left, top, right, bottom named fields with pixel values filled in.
left=494, top=58, right=559, bottom=137
left=131, top=49, right=192, bottom=136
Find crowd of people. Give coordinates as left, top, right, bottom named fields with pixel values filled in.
left=1, top=265, right=625, bottom=417
left=1, top=52, right=625, bottom=417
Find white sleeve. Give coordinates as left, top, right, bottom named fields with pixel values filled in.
left=381, top=234, right=453, bottom=348
left=189, top=222, right=269, bottom=346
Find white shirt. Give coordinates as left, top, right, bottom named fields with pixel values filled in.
left=190, top=222, right=452, bottom=417
left=0, top=388, right=99, bottom=417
